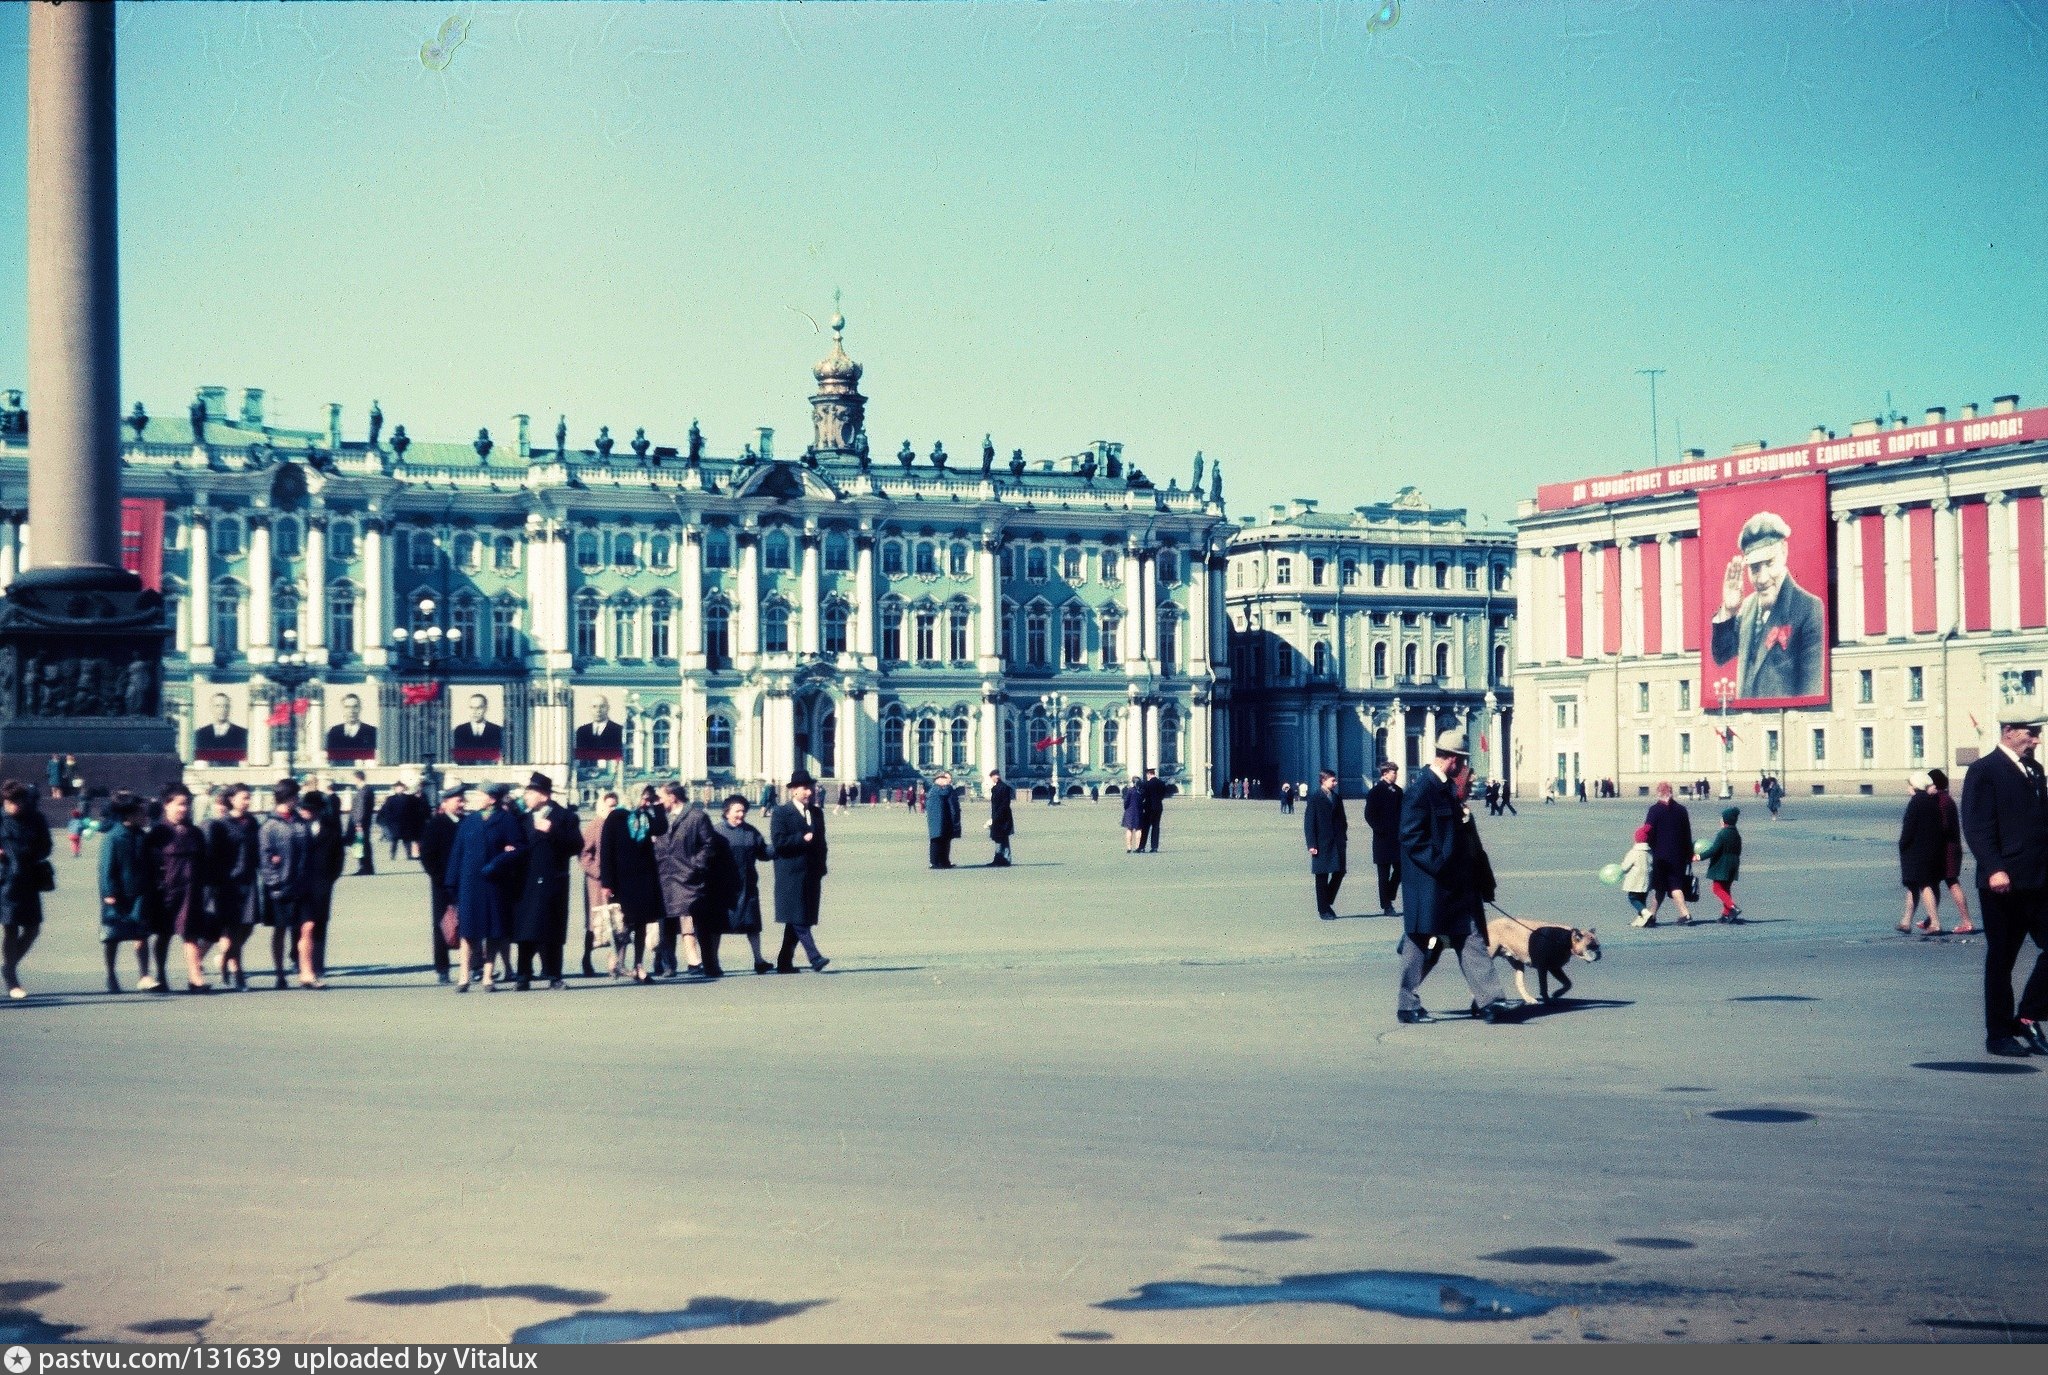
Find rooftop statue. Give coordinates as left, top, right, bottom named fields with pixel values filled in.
left=897, top=439, right=916, bottom=469
left=687, top=419, right=704, bottom=462
left=595, top=425, right=614, bottom=459
left=368, top=400, right=384, bottom=449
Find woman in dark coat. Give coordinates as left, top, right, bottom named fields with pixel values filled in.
left=653, top=781, right=720, bottom=977
left=711, top=794, right=773, bottom=974
left=96, top=795, right=154, bottom=994
left=1120, top=780, right=1145, bottom=853
left=150, top=784, right=215, bottom=992
left=1898, top=774, right=1948, bottom=935
left=1926, top=768, right=1975, bottom=934
left=299, top=789, right=347, bottom=982
left=600, top=785, right=667, bottom=982
left=204, top=784, right=262, bottom=991
left=1641, top=781, right=1696, bottom=925
left=444, top=783, right=525, bottom=990
left=1, top=780, right=53, bottom=1000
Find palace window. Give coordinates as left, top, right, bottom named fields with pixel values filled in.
left=1159, top=708, right=1181, bottom=770
left=574, top=532, right=600, bottom=572
left=824, top=532, right=851, bottom=573
left=1909, top=724, right=1925, bottom=763
left=453, top=531, right=480, bottom=571
left=915, top=541, right=938, bottom=576
left=494, top=535, right=517, bottom=572
left=212, top=582, right=242, bottom=651
left=274, top=517, right=302, bottom=561
left=1403, top=642, right=1419, bottom=677
left=763, top=602, right=791, bottom=654
left=1860, top=726, right=1875, bottom=763
left=649, top=534, right=673, bottom=571
left=1680, top=732, right=1693, bottom=767
left=1372, top=558, right=1387, bottom=587
left=1341, top=558, right=1359, bottom=587
left=950, top=542, right=971, bottom=578
left=272, top=588, right=300, bottom=648
left=574, top=593, right=600, bottom=659
left=1465, top=564, right=1480, bottom=590
left=611, top=532, right=637, bottom=571
left=1062, top=547, right=1083, bottom=582
left=453, top=596, right=482, bottom=661
left=707, top=714, right=734, bottom=770
left=1907, top=666, right=1924, bottom=702
left=1311, top=557, right=1326, bottom=586
left=1403, top=562, right=1418, bottom=589
left=327, top=521, right=356, bottom=563
left=917, top=717, right=938, bottom=769
left=412, top=530, right=439, bottom=569
left=1156, top=609, right=1177, bottom=670
left=1276, top=557, right=1293, bottom=586
left=1373, top=642, right=1388, bottom=678
left=1100, top=608, right=1122, bottom=668
left=1434, top=642, right=1451, bottom=678
left=948, top=606, right=971, bottom=662
left=705, top=604, right=731, bottom=668
left=327, top=585, right=357, bottom=655
left=951, top=715, right=972, bottom=770
left=1101, top=548, right=1121, bottom=584
left=882, top=540, right=906, bottom=577
left=915, top=607, right=938, bottom=662
left=1495, top=563, right=1511, bottom=591
left=1064, top=709, right=1085, bottom=771
left=1312, top=641, right=1329, bottom=676
left=652, top=713, right=673, bottom=772
left=1812, top=728, right=1827, bottom=763
left=884, top=709, right=906, bottom=767
left=1434, top=561, right=1449, bottom=589
left=1000, top=545, right=1017, bottom=580
left=1678, top=680, right=1692, bottom=711
left=1858, top=669, right=1874, bottom=704
left=763, top=531, right=792, bottom=572
left=649, top=595, right=673, bottom=660
left=1159, top=550, right=1181, bottom=584
left=1026, top=546, right=1050, bottom=582
left=704, top=530, right=732, bottom=569
left=1102, top=719, right=1120, bottom=769
left=492, top=600, right=521, bottom=661
left=1000, top=600, right=1016, bottom=661
left=824, top=603, right=850, bottom=655
left=881, top=602, right=905, bottom=662
left=1637, top=681, right=1651, bottom=713
left=1025, top=604, right=1051, bottom=666
left=1063, top=606, right=1086, bottom=667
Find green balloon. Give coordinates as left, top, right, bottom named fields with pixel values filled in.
left=1694, top=839, right=1712, bottom=856
left=1598, top=862, right=1624, bottom=886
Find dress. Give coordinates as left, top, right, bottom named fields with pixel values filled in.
left=1120, top=787, right=1145, bottom=831
left=712, top=818, right=767, bottom=934
left=97, top=824, right=153, bottom=942
left=1898, top=790, right=1947, bottom=892
left=1644, top=799, right=1695, bottom=895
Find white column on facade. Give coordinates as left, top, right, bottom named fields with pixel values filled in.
left=1619, top=538, right=1642, bottom=658
left=1423, top=706, right=1438, bottom=756
left=361, top=516, right=388, bottom=664
left=247, top=513, right=274, bottom=660
left=302, top=513, right=326, bottom=653
left=1118, top=544, right=1140, bottom=666
left=838, top=691, right=862, bottom=783
left=248, top=692, right=272, bottom=768
left=1514, top=546, right=1537, bottom=665
left=736, top=528, right=761, bottom=667
left=1986, top=491, right=2015, bottom=631
left=1207, top=555, right=1228, bottom=680
left=0, top=517, right=16, bottom=591
left=1884, top=504, right=1909, bottom=638
left=187, top=510, right=211, bottom=654
left=799, top=529, right=822, bottom=656
left=1123, top=700, right=1142, bottom=772
left=1187, top=554, right=1210, bottom=674
left=680, top=527, right=704, bottom=668
left=1138, top=551, right=1159, bottom=668
left=1656, top=534, right=1678, bottom=657
left=1834, top=512, right=1862, bottom=643
left=1577, top=542, right=1598, bottom=660
left=979, top=693, right=1000, bottom=778
left=1143, top=701, right=1162, bottom=769
left=855, top=532, right=878, bottom=661
left=1932, top=498, right=1959, bottom=634
left=977, top=531, right=1001, bottom=664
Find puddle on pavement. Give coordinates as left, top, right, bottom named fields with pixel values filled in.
left=354, top=1283, right=608, bottom=1307
left=1920, top=1318, right=2048, bottom=1336
left=1911, top=1061, right=2039, bottom=1076
left=1727, top=995, right=1818, bottom=1003
left=1660, top=1086, right=1715, bottom=1093
left=1481, top=1247, right=1615, bottom=1267
left=1097, top=1270, right=1563, bottom=1322
left=1615, top=1238, right=1696, bottom=1251
left=1219, top=1230, right=1311, bottom=1244
left=129, top=1318, right=209, bottom=1336
left=512, top=1298, right=823, bottom=1344
left=1058, top=1330, right=1115, bottom=1341
left=1709, top=1108, right=1815, bottom=1123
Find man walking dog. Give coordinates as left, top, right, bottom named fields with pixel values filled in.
left=1395, top=730, right=1512, bottom=1026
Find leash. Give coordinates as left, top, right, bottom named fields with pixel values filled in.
left=1486, top=900, right=1541, bottom=933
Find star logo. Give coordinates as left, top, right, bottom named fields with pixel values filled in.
left=6, top=1346, right=33, bottom=1374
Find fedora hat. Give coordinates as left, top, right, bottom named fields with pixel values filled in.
left=1434, top=729, right=1470, bottom=757
left=787, top=768, right=817, bottom=789
left=526, top=771, right=554, bottom=795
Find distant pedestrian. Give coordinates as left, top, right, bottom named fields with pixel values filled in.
left=1394, top=731, right=1510, bottom=1025
left=1702, top=806, right=1744, bottom=923
left=580, top=791, right=617, bottom=977
left=1898, top=773, right=1949, bottom=936
left=600, top=785, right=666, bottom=982
left=771, top=769, right=830, bottom=973
left=512, top=772, right=581, bottom=989
left=67, top=808, right=86, bottom=858
left=1960, top=714, right=2048, bottom=1057
left=1618, top=824, right=1653, bottom=918
left=1638, top=781, right=1696, bottom=927
left=1140, top=768, right=1168, bottom=852
left=1364, top=762, right=1403, bottom=915
left=1279, top=781, right=1295, bottom=815
left=97, top=794, right=154, bottom=994
left=1928, top=769, right=1975, bottom=934
left=376, top=781, right=410, bottom=861
left=349, top=771, right=376, bottom=876
left=2, top=780, right=54, bottom=1000
left=1120, top=779, right=1145, bottom=854
left=257, top=782, right=310, bottom=989
left=1089, top=783, right=1100, bottom=804
left=420, top=783, right=466, bottom=983
left=1305, top=768, right=1348, bottom=920
left=711, top=794, right=773, bottom=974
left=1765, top=774, right=1784, bottom=820
left=926, top=770, right=962, bottom=869
left=987, top=770, right=1015, bottom=867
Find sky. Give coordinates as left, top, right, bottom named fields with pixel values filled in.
left=2, top=1, right=2045, bottom=528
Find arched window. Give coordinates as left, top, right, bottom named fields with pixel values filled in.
left=411, top=529, right=438, bottom=569
left=613, top=532, right=638, bottom=570
left=1373, top=642, right=1388, bottom=678
left=1062, top=604, right=1087, bottom=666
left=1102, top=718, right=1121, bottom=769
left=274, top=516, right=302, bottom=561
left=326, top=583, right=357, bottom=655
left=884, top=707, right=906, bottom=766
left=1464, top=563, right=1480, bottom=590
left=820, top=709, right=837, bottom=773
left=763, top=530, right=792, bottom=571
left=1160, top=708, right=1181, bottom=770
left=914, top=541, right=937, bottom=576
left=1276, top=557, right=1293, bottom=586
left=1434, top=642, right=1451, bottom=678
left=950, top=714, right=972, bottom=768
left=1026, top=546, right=1049, bottom=582
left=328, top=521, right=357, bottom=563
left=881, top=600, right=905, bottom=662
left=574, top=531, right=600, bottom=572
left=451, top=530, right=479, bottom=571
left=1061, top=547, right=1083, bottom=582
left=492, top=598, right=521, bottom=661
left=612, top=596, right=642, bottom=659
left=824, top=531, right=851, bottom=572
left=1064, top=707, right=1085, bottom=770
left=1495, top=563, right=1511, bottom=592
left=1025, top=603, right=1051, bottom=666
left=453, top=595, right=482, bottom=661
left=1434, top=560, right=1449, bottom=589
left=999, top=599, right=1016, bottom=662
left=1311, top=557, right=1326, bottom=586
left=914, top=606, right=937, bottom=662
left=1493, top=643, right=1509, bottom=682
left=824, top=602, right=850, bottom=655
left=1101, top=548, right=1121, bottom=584
left=212, top=579, right=243, bottom=652
left=649, top=534, right=673, bottom=571
left=948, top=604, right=971, bottom=661
left=213, top=517, right=244, bottom=560
left=1158, top=549, right=1181, bottom=584
left=651, top=711, right=673, bottom=772
left=881, top=540, right=905, bottom=577
left=705, top=603, right=731, bottom=668
left=1025, top=707, right=1050, bottom=766
left=1403, top=642, right=1419, bottom=677
left=1341, top=558, right=1359, bottom=587
left=706, top=714, right=734, bottom=769
left=493, top=535, right=516, bottom=572
left=1372, top=558, right=1387, bottom=587
left=1000, top=545, right=1017, bottom=580
left=704, top=529, right=731, bottom=569
left=949, top=541, right=971, bottom=577
left=1403, top=562, right=1418, bottom=589
left=1100, top=608, right=1122, bottom=668
left=649, top=593, right=673, bottom=660
left=574, top=590, right=601, bottom=659
left=272, top=586, right=300, bottom=649
left=1156, top=608, right=1178, bottom=670
left=762, top=601, right=790, bottom=654
left=1003, top=713, right=1019, bottom=769
left=1313, top=641, right=1330, bottom=676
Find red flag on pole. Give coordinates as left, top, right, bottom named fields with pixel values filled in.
left=266, top=698, right=311, bottom=727
left=1033, top=734, right=1060, bottom=751
left=400, top=681, right=442, bottom=706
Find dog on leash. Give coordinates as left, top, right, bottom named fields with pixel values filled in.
left=1485, top=914, right=1601, bottom=1003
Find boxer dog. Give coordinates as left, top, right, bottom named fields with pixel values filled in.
left=1485, top=913, right=1601, bottom=1004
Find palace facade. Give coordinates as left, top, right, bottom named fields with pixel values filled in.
left=0, top=316, right=1234, bottom=798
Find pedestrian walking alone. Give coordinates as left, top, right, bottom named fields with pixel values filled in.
left=927, top=770, right=962, bottom=869
left=1701, top=806, right=1745, bottom=923
left=1928, top=769, right=1975, bottom=934
left=771, top=770, right=830, bottom=973
left=1364, top=762, right=1403, bottom=915
left=1305, top=768, right=1348, bottom=920
left=1899, top=773, right=1947, bottom=936
left=987, top=770, right=1015, bottom=867
left=1279, top=781, right=1295, bottom=815
left=1394, top=731, right=1511, bottom=1025
left=1638, top=781, right=1696, bottom=927
left=1960, top=714, right=2048, bottom=1057
left=1, top=780, right=54, bottom=1000
left=711, top=794, right=773, bottom=974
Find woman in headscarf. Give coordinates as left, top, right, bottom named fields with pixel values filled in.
left=149, top=783, right=215, bottom=992
left=1926, top=768, right=1975, bottom=935
left=444, top=782, right=525, bottom=990
left=711, top=793, right=773, bottom=974
left=599, top=784, right=667, bottom=982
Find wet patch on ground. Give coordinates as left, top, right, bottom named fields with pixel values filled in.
left=1709, top=1108, right=1815, bottom=1123
left=128, top=1318, right=209, bottom=1336
left=1480, top=1247, right=1616, bottom=1267
left=1919, top=1317, right=2048, bottom=1336
left=512, top=1298, right=825, bottom=1344
left=1219, top=1230, right=1311, bottom=1243
left=354, top=1284, right=608, bottom=1307
left=1058, top=1330, right=1114, bottom=1341
left=1098, top=1270, right=1564, bottom=1322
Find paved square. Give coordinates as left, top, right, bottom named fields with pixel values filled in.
left=1, top=795, right=2039, bottom=1344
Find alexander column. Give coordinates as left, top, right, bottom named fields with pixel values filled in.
left=0, top=3, right=178, bottom=799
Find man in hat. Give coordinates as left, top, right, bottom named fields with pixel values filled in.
left=987, top=769, right=1015, bottom=867
left=1961, top=712, right=2048, bottom=1057
left=770, top=769, right=830, bottom=972
left=1394, top=729, right=1512, bottom=1025
left=1709, top=510, right=1826, bottom=701
left=1304, top=767, right=1348, bottom=920
left=926, top=770, right=962, bottom=869
left=1363, top=761, right=1404, bottom=915
left=418, top=781, right=466, bottom=983
left=511, top=772, right=582, bottom=990
left=1139, top=767, right=1169, bottom=852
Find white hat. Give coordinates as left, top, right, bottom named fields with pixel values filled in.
left=1908, top=771, right=1932, bottom=791
left=1434, top=729, right=1470, bottom=757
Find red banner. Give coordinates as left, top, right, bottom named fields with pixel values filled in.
left=266, top=697, right=311, bottom=727
left=399, top=681, right=441, bottom=706
left=120, top=498, right=164, bottom=591
left=1033, top=734, right=1060, bottom=751
left=1537, top=405, right=2048, bottom=512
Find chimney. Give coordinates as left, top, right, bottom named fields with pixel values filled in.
left=241, top=388, right=265, bottom=426
left=758, top=426, right=774, bottom=460
left=199, top=386, right=228, bottom=423
left=1850, top=418, right=1881, bottom=436
left=1809, top=426, right=1829, bottom=442
left=1729, top=441, right=1766, bottom=454
left=1924, top=407, right=1946, bottom=425
left=515, top=414, right=531, bottom=459
left=1683, top=448, right=1706, bottom=460
left=327, top=403, right=342, bottom=450
left=1959, top=402, right=1978, bottom=419
left=1992, top=394, right=2020, bottom=414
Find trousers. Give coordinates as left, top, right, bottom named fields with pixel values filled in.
left=516, top=940, right=564, bottom=982
left=1314, top=871, right=1345, bottom=915
left=1397, top=927, right=1502, bottom=1013
left=428, top=884, right=452, bottom=974
left=1981, top=884, right=2048, bottom=1038
left=929, top=837, right=953, bottom=868
left=1375, top=860, right=1400, bottom=913
left=776, top=924, right=823, bottom=970
left=1142, top=816, right=1162, bottom=851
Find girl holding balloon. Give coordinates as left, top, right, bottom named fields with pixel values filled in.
left=1603, top=825, right=1654, bottom=919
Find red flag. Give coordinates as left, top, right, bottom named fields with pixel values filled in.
left=265, top=698, right=311, bottom=727
left=400, top=681, right=442, bottom=706
left=1479, top=734, right=1490, bottom=752
left=1033, top=734, right=1060, bottom=751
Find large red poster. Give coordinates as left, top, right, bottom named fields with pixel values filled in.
left=1698, top=474, right=1831, bottom=710
left=119, top=498, right=164, bottom=591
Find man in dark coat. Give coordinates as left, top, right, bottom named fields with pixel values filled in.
left=511, top=772, right=582, bottom=989
left=1640, top=781, right=1696, bottom=926
left=418, top=784, right=466, bottom=984
left=987, top=769, right=1015, bottom=867
left=1140, top=767, right=1168, bottom=852
left=654, top=780, right=720, bottom=977
left=300, top=789, right=346, bottom=982
left=1395, top=730, right=1509, bottom=1025
left=349, top=771, right=376, bottom=875
left=1961, top=714, right=2048, bottom=1057
left=771, top=769, right=830, bottom=972
left=926, top=770, right=962, bottom=869
left=1304, top=767, right=1348, bottom=920
left=1363, top=762, right=1403, bottom=915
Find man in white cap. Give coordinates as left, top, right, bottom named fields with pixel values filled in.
left=1394, top=728, right=1512, bottom=1025
left=1962, top=711, right=2048, bottom=1057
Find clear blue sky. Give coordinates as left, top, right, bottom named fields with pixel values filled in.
left=3, top=2, right=2044, bottom=526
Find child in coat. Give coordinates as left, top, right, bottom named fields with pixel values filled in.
left=1701, top=806, right=1744, bottom=924
left=1620, top=824, right=1653, bottom=921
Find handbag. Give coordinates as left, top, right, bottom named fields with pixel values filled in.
left=439, top=904, right=460, bottom=950
left=32, top=858, right=56, bottom=893
left=590, top=900, right=623, bottom=944
left=101, top=896, right=150, bottom=943
left=1682, top=868, right=1700, bottom=903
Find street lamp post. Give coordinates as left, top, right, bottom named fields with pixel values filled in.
left=1714, top=676, right=1736, bottom=800
left=391, top=595, right=461, bottom=769
left=1039, top=690, right=1068, bottom=804
left=269, top=629, right=318, bottom=784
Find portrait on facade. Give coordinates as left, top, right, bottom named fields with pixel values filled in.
left=449, top=685, right=506, bottom=764
left=1699, top=473, right=1830, bottom=709
left=192, top=686, right=249, bottom=764
left=572, top=688, right=625, bottom=761
left=324, top=687, right=379, bottom=761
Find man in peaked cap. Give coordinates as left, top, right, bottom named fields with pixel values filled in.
left=1963, top=708, right=2048, bottom=1057
left=1394, top=729, right=1512, bottom=1026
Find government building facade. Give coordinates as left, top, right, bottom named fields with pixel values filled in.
left=0, top=316, right=1234, bottom=799
left=1223, top=490, right=1517, bottom=795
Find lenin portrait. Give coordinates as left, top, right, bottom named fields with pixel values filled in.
left=1708, top=509, right=1826, bottom=705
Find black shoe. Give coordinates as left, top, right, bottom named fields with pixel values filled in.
left=810, top=957, right=830, bottom=973
left=1987, top=1035, right=2035, bottom=1058
left=581, top=957, right=596, bottom=977
left=685, top=964, right=705, bottom=979
left=2021, top=1021, right=2048, bottom=1055
left=699, top=969, right=723, bottom=980
left=1478, top=1000, right=1517, bottom=1025
left=515, top=978, right=531, bottom=991
left=436, top=971, right=451, bottom=985
left=754, top=960, right=774, bottom=975
left=106, top=975, right=121, bottom=995
left=548, top=978, right=567, bottom=990
left=1319, top=910, right=1337, bottom=921
left=1396, top=1009, right=1435, bottom=1025
left=775, top=964, right=797, bottom=974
